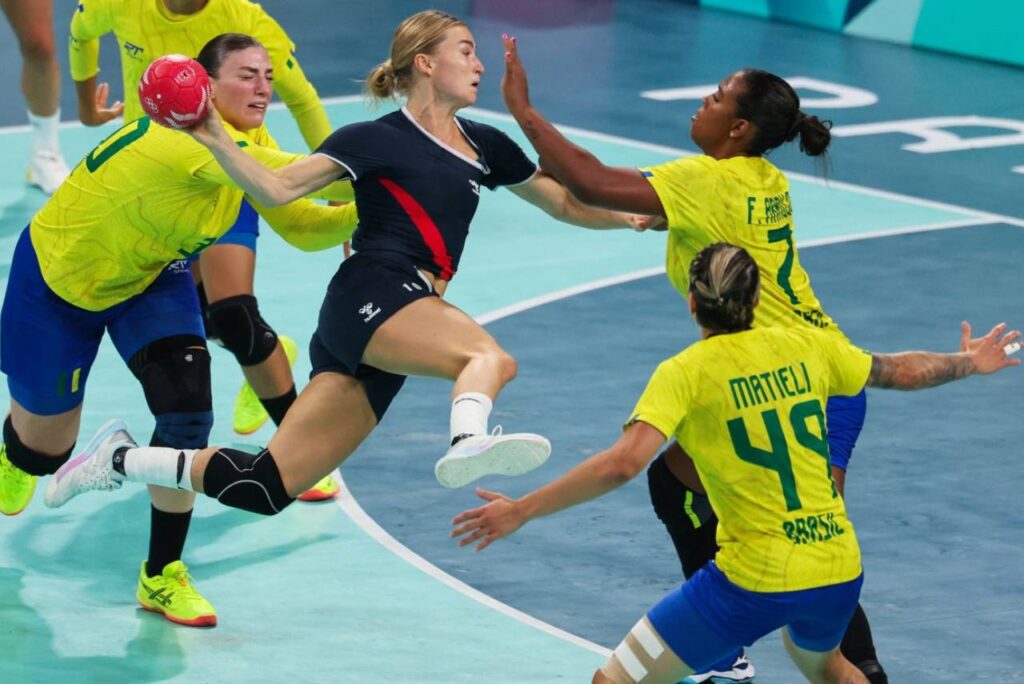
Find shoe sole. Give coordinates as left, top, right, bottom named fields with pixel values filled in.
left=139, top=601, right=217, bottom=627
left=435, top=435, right=551, bottom=488
left=296, top=488, right=340, bottom=502
left=45, top=419, right=127, bottom=508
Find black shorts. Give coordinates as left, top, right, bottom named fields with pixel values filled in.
left=309, top=251, right=438, bottom=421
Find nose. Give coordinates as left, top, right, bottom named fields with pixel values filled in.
left=254, top=75, right=270, bottom=96
left=474, top=57, right=484, bottom=75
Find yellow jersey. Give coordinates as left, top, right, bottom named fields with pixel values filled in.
left=629, top=326, right=872, bottom=592
left=69, top=0, right=331, bottom=149
left=31, top=118, right=356, bottom=311
left=641, top=155, right=844, bottom=338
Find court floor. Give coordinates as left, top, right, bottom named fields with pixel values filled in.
left=0, top=2, right=1021, bottom=682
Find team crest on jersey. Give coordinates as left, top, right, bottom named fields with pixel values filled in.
left=123, top=42, right=144, bottom=60
left=359, top=302, right=382, bottom=322
left=468, top=179, right=480, bottom=196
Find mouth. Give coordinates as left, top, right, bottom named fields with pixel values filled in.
left=248, top=102, right=268, bottom=112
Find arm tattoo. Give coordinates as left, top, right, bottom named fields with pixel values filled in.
left=868, top=352, right=975, bottom=390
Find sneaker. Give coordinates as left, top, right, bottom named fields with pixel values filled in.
left=683, top=655, right=756, bottom=683
left=137, top=560, right=217, bottom=627
left=26, top=148, right=69, bottom=194
left=233, top=335, right=299, bottom=435
left=43, top=419, right=135, bottom=508
left=297, top=474, right=341, bottom=502
left=0, top=443, right=38, bottom=516
left=434, top=426, right=551, bottom=489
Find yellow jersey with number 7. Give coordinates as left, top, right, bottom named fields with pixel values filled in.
left=641, top=155, right=844, bottom=338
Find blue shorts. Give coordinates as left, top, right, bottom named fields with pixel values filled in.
left=0, top=228, right=204, bottom=415
left=826, top=389, right=867, bottom=471
left=647, top=562, right=863, bottom=672
left=215, top=199, right=259, bottom=250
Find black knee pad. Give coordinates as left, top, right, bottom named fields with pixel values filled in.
left=207, top=295, right=278, bottom=366
left=2, top=416, right=73, bottom=476
left=203, top=448, right=295, bottom=515
left=647, top=452, right=719, bottom=579
left=128, top=336, right=213, bottom=448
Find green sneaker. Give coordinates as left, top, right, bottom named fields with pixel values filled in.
left=137, top=560, right=217, bottom=627
left=232, top=335, right=299, bottom=435
left=0, top=443, right=38, bottom=516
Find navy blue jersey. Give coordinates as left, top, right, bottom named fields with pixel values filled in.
left=314, top=108, right=537, bottom=280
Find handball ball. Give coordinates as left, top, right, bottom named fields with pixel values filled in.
left=139, top=55, right=211, bottom=129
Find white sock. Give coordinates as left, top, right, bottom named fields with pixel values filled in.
left=450, top=392, right=493, bottom=444
left=27, top=109, right=60, bottom=152
left=115, top=446, right=198, bottom=490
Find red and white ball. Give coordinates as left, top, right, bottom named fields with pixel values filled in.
left=139, top=54, right=211, bottom=129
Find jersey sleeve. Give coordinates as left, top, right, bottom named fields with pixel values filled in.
left=313, top=122, right=389, bottom=182
left=248, top=9, right=333, bottom=150
left=252, top=199, right=358, bottom=252
left=819, top=334, right=873, bottom=397
left=463, top=120, right=537, bottom=189
left=68, top=0, right=116, bottom=81
left=626, top=357, right=691, bottom=441
left=639, top=156, right=719, bottom=230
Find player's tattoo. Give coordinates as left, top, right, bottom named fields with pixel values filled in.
left=867, top=352, right=974, bottom=390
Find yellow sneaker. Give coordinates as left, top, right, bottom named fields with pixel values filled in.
left=232, top=335, right=299, bottom=435
left=297, top=474, right=341, bottom=502
left=0, top=443, right=38, bottom=516
left=137, top=560, right=217, bottom=627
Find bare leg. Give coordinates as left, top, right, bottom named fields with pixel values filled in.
left=783, top=628, right=867, bottom=684
left=1, top=0, right=59, bottom=117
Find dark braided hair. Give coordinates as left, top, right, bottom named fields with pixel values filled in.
left=734, top=69, right=832, bottom=157
left=689, top=243, right=760, bottom=333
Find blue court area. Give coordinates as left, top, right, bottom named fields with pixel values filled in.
left=1, top=1, right=1022, bottom=682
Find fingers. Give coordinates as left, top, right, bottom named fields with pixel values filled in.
left=476, top=487, right=502, bottom=502
left=984, top=322, right=1008, bottom=343
left=960, top=321, right=971, bottom=351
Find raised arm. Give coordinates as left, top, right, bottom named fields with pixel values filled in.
left=450, top=421, right=666, bottom=550
left=189, top=105, right=343, bottom=206
left=867, top=322, right=1020, bottom=390
left=500, top=35, right=664, bottom=216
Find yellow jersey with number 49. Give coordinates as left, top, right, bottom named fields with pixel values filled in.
left=629, top=326, right=871, bottom=592
left=641, top=155, right=844, bottom=338
left=30, top=117, right=355, bottom=312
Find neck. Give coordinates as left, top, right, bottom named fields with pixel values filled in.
left=404, top=95, right=461, bottom=140
left=163, top=0, right=207, bottom=15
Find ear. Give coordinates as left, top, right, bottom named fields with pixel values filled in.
left=688, top=292, right=697, bottom=315
left=413, top=52, right=434, bottom=77
left=729, top=118, right=750, bottom=140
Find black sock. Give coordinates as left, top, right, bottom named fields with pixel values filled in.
left=841, top=603, right=887, bottom=683
left=260, top=386, right=297, bottom=426
left=147, top=506, right=193, bottom=577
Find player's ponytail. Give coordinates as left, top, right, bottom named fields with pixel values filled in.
left=365, top=10, right=466, bottom=102
left=689, top=243, right=760, bottom=334
left=197, top=33, right=263, bottom=79
left=735, top=69, right=832, bottom=158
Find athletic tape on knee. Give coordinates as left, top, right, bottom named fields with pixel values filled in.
left=203, top=447, right=294, bottom=515
left=2, top=416, right=73, bottom=476
left=207, top=295, right=278, bottom=366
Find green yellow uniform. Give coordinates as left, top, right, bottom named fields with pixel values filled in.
left=69, top=0, right=332, bottom=149
left=641, top=156, right=843, bottom=338
left=31, top=118, right=355, bottom=311
left=629, top=326, right=872, bottom=592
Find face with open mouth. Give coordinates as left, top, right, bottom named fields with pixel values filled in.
left=427, top=24, right=484, bottom=108
left=211, top=45, right=273, bottom=131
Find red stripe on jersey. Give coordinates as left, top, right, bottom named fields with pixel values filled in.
left=378, top=178, right=454, bottom=280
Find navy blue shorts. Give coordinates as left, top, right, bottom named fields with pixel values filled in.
left=0, top=228, right=204, bottom=415
left=647, top=562, right=863, bottom=672
left=826, top=389, right=867, bottom=471
left=310, top=251, right=438, bottom=421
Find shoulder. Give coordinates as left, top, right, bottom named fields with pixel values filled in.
left=458, top=117, right=519, bottom=147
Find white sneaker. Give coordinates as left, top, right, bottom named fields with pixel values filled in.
left=27, top=148, right=70, bottom=194
left=683, top=655, right=756, bottom=683
left=434, top=426, right=550, bottom=488
left=44, top=420, right=136, bottom=508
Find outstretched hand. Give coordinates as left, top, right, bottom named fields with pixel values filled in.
left=627, top=214, right=668, bottom=232
left=959, top=321, right=1022, bottom=374
left=83, top=81, right=124, bottom=127
left=501, top=33, right=531, bottom=116
left=187, top=101, right=228, bottom=147
left=450, top=487, right=527, bottom=551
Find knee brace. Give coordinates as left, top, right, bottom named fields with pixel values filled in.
left=3, top=416, right=73, bottom=476
left=129, top=336, right=214, bottom=448
left=647, top=453, right=718, bottom=579
left=206, top=295, right=278, bottom=366
left=202, top=448, right=295, bottom=515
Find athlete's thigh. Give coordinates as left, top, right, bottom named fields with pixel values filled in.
left=363, top=296, right=499, bottom=379
left=782, top=629, right=865, bottom=684
left=9, top=399, right=82, bottom=454
left=0, top=0, right=53, bottom=41
left=267, top=372, right=378, bottom=494
left=600, top=615, right=693, bottom=684
left=106, top=260, right=204, bottom=361
left=197, top=244, right=257, bottom=302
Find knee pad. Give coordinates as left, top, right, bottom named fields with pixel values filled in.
left=203, top=448, right=295, bottom=515
left=2, top=416, right=73, bottom=476
left=129, top=336, right=213, bottom=448
left=207, top=295, right=278, bottom=366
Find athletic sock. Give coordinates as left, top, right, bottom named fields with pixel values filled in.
left=449, top=392, right=492, bottom=445
left=147, top=506, right=193, bottom=577
left=27, top=109, right=60, bottom=152
left=260, top=386, right=297, bottom=426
